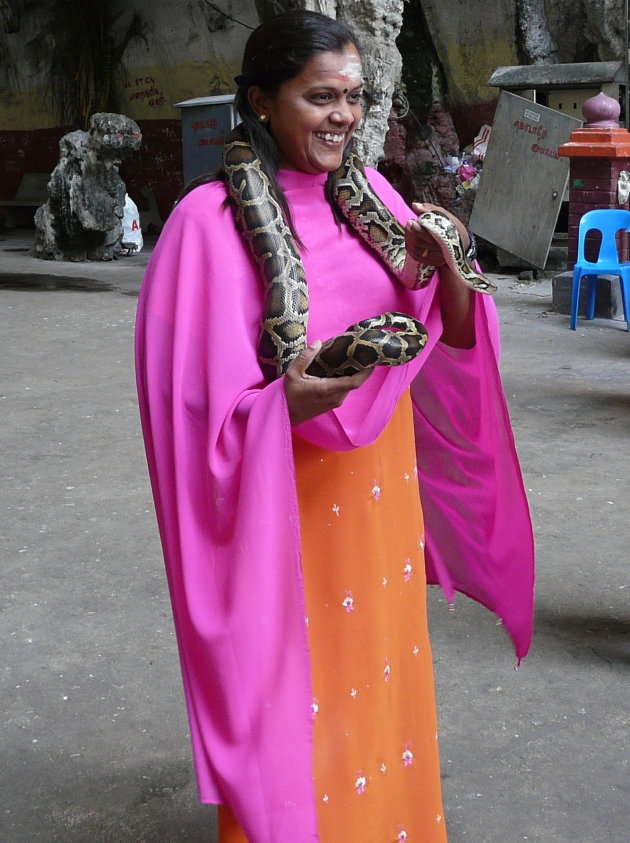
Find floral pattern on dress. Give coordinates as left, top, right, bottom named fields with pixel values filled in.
left=355, top=774, right=367, bottom=794
left=342, top=591, right=354, bottom=612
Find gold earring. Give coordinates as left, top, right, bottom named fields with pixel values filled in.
left=258, top=114, right=268, bottom=122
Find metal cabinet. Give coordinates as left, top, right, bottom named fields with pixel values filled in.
left=175, top=94, right=238, bottom=184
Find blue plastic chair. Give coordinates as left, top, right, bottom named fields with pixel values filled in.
left=570, top=208, right=630, bottom=331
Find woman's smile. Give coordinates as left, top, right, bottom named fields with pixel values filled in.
left=314, top=131, right=346, bottom=145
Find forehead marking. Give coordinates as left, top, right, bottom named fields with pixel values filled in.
left=336, top=58, right=362, bottom=83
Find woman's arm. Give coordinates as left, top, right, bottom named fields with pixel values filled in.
left=405, top=201, right=476, bottom=349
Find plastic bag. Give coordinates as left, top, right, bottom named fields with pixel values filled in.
left=472, top=124, right=491, bottom=162
left=457, top=163, right=477, bottom=182
left=121, top=194, right=143, bottom=253
left=618, top=171, right=630, bottom=205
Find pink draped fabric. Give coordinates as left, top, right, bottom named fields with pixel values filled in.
left=412, top=305, right=535, bottom=657
left=135, top=166, right=534, bottom=842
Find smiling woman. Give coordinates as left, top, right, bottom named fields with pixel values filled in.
left=247, top=47, right=363, bottom=174
left=135, top=9, right=535, bottom=843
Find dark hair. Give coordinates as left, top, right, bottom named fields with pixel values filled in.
left=179, top=10, right=361, bottom=231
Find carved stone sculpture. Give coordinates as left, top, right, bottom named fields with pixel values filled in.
left=33, top=113, right=142, bottom=261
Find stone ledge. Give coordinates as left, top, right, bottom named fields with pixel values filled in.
left=551, top=270, right=624, bottom=317
left=496, top=245, right=567, bottom=274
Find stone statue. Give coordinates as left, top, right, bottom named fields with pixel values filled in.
left=32, top=112, right=142, bottom=261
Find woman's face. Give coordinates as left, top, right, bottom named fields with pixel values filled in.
left=254, top=45, right=363, bottom=174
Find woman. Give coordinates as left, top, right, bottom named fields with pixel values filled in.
left=135, top=11, right=534, bottom=842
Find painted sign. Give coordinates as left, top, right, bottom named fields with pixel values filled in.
left=470, top=90, right=581, bottom=267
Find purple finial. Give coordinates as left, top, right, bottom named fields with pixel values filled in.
left=582, top=92, right=621, bottom=128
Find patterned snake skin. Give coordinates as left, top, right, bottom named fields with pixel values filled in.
left=223, top=126, right=493, bottom=381
left=306, top=312, right=428, bottom=379
left=333, top=151, right=496, bottom=296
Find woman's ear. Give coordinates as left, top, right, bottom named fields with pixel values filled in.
left=247, top=85, right=270, bottom=120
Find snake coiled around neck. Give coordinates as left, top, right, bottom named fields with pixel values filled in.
left=223, top=125, right=493, bottom=380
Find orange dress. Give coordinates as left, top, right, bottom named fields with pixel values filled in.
left=219, top=391, right=446, bottom=841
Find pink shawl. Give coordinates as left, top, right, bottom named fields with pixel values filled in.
left=135, top=167, right=534, bottom=841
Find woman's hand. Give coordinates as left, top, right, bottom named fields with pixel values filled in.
left=405, top=202, right=476, bottom=349
left=405, top=202, right=470, bottom=266
left=283, top=342, right=373, bottom=426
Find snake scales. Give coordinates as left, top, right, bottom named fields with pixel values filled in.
left=223, top=125, right=495, bottom=381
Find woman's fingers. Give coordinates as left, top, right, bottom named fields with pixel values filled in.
left=405, top=218, right=445, bottom=265
left=411, top=201, right=470, bottom=251
left=291, top=340, right=322, bottom=376
left=284, top=346, right=372, bottom=426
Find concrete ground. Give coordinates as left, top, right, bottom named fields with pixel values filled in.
left=1, top=230, right=628, bottom=842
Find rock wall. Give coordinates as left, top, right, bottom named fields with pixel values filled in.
left=415, top=0, right=626, bottom=142
left=421, top=0, right=521, bottom=142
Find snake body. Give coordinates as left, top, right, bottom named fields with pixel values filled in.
left=306, top=312, right=427, bottom=379
left=223, top=125, right=493, bottom=381
left=331, top=151, right=434, bottom=291
left=417, top=211, right=497, bottom=294
left=332, top=151, right=496, bottom=295
left=222, top=131, right=309, bottom=380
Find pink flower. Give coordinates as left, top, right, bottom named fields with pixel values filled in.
left=355, top=774, right=366, bottom=794
left=342, top=592, right=354, bottom=612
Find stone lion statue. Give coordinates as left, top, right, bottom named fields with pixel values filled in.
left=33, top=112, right=142, bottom=261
